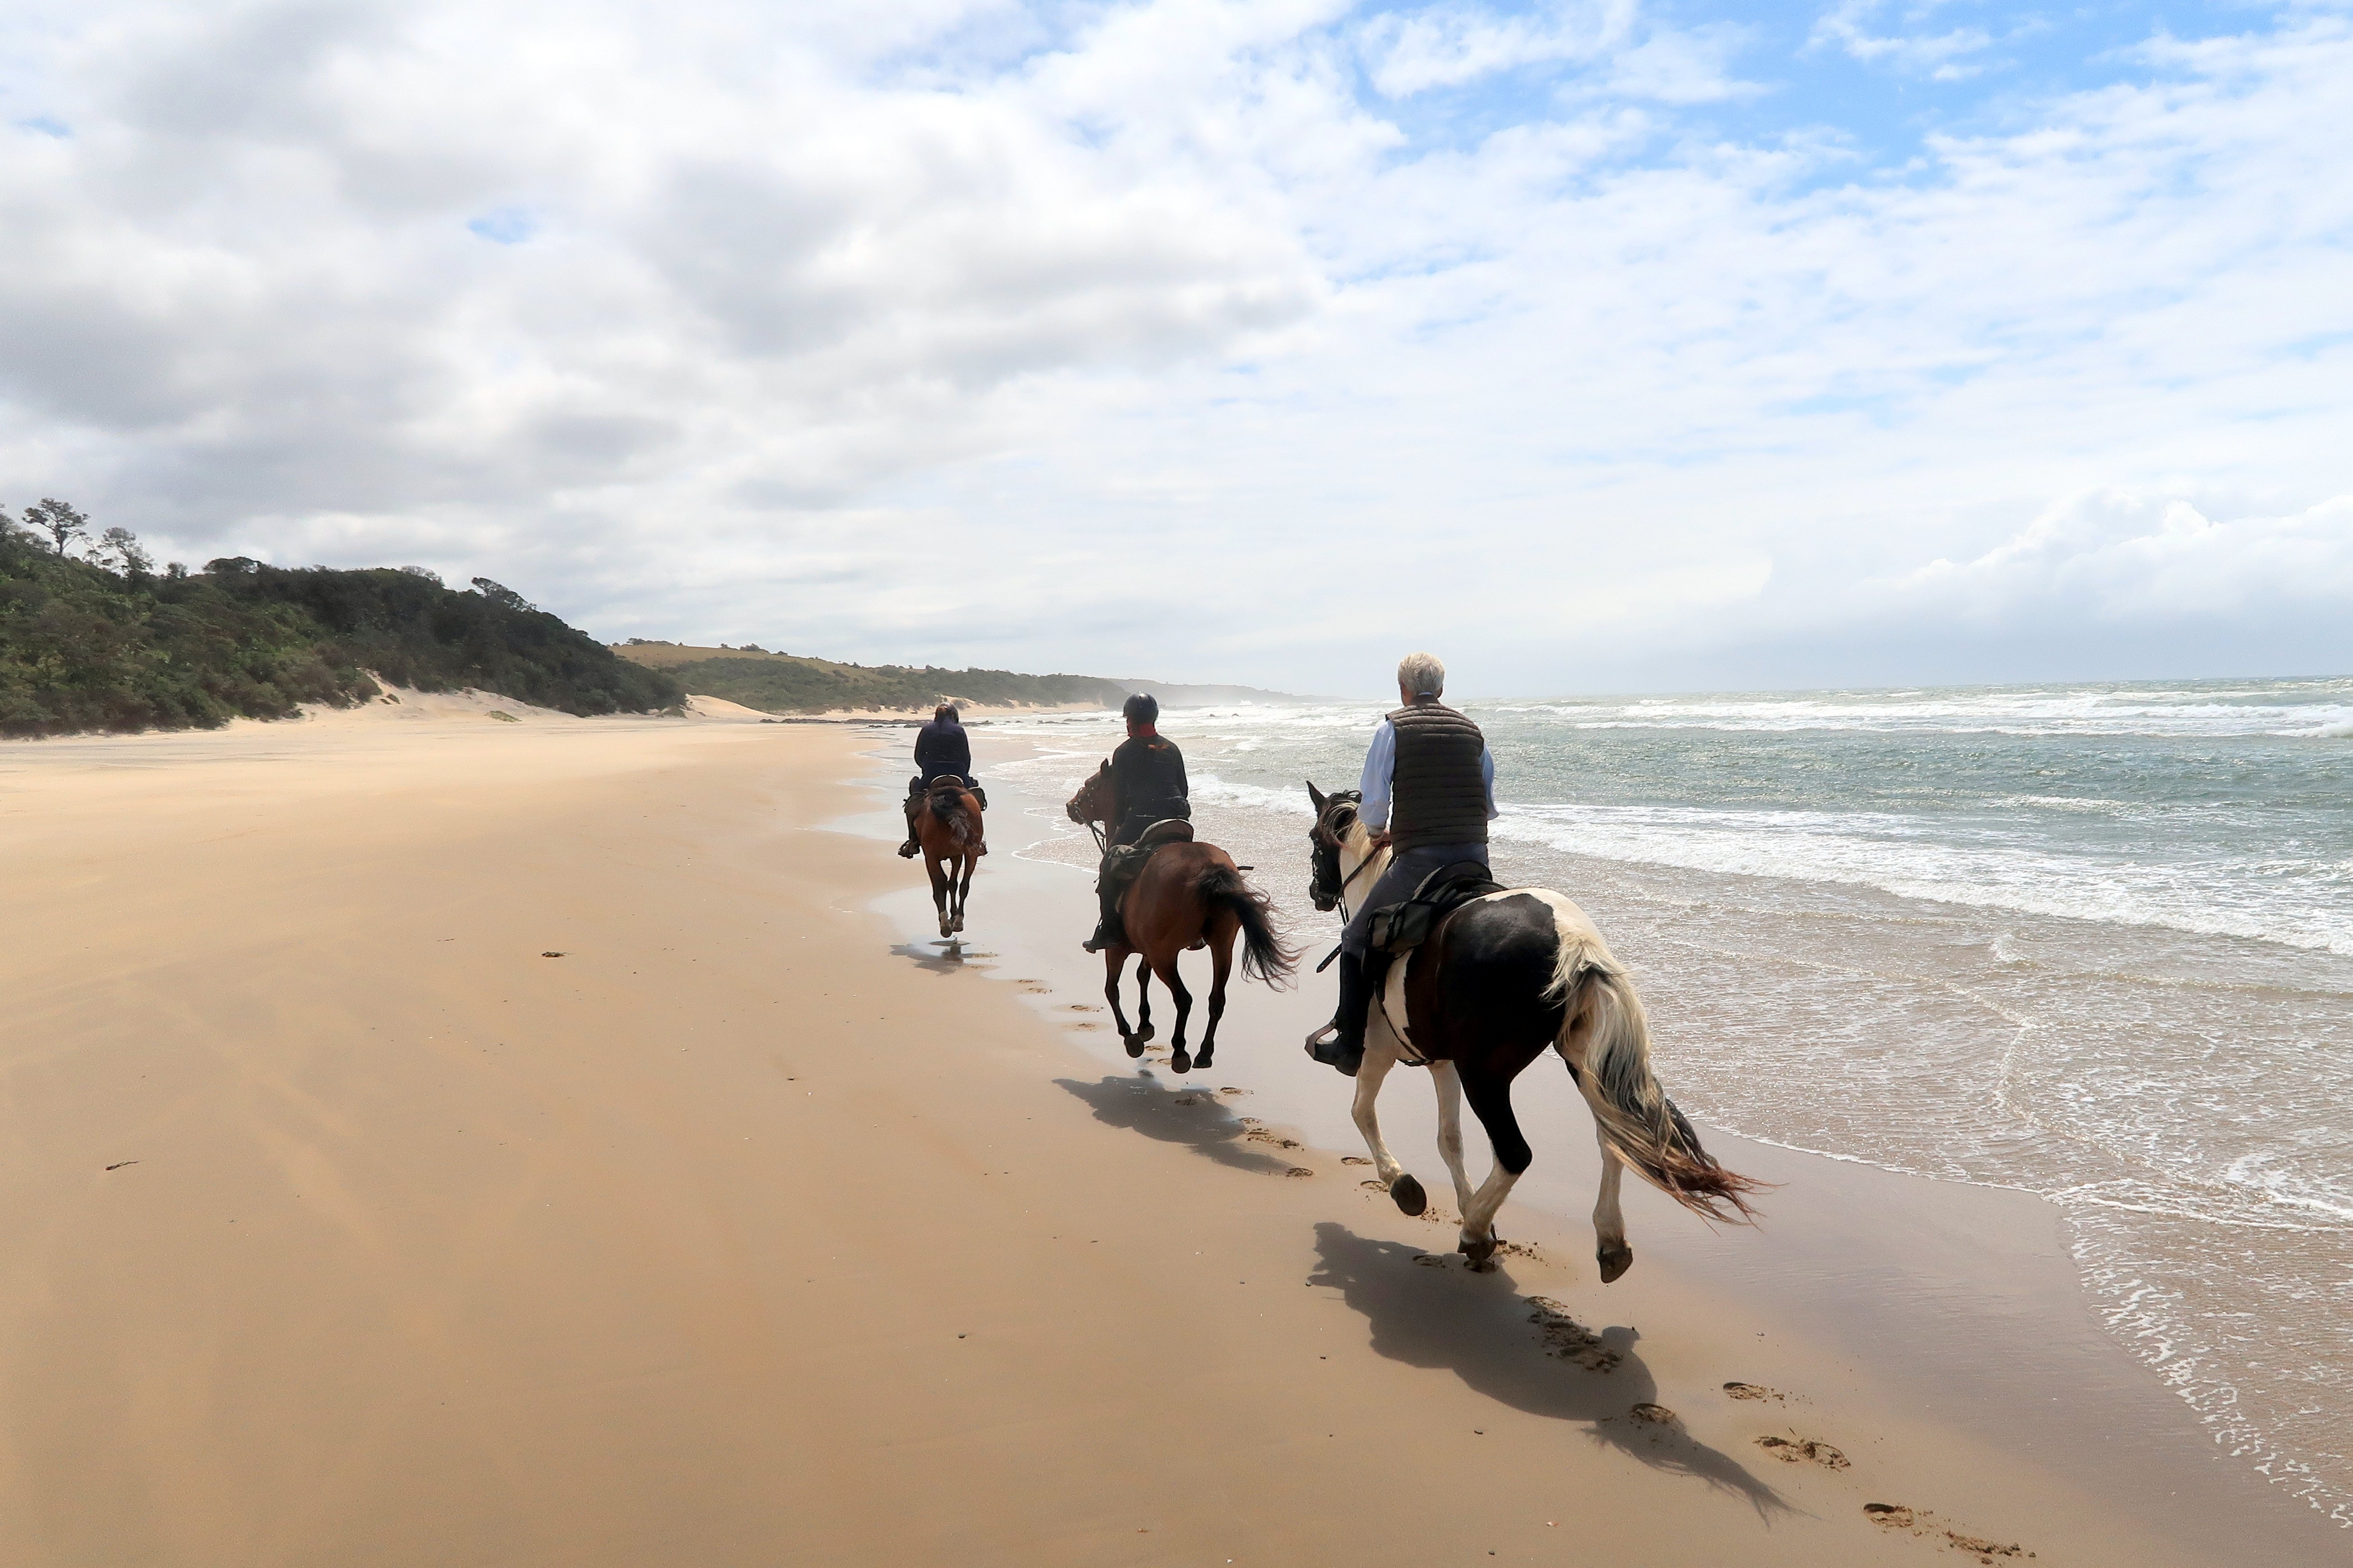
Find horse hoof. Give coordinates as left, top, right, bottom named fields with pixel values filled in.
left=1194, top=1049, right=1213, bottom=1071
left=1124, top=1035, right=1147, bottom=1059
left=1390, top=1175, right=1427, bottom=1217
left=1598, top=1244, right=1634, bottom=1284
left=1135, top=1023, right=1156, bottom=1044
left=1461, top=1231, right=1497, bottom=1266
left=1169, top=1051, right=1192, bottom=1074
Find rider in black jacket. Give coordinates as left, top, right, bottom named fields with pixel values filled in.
left=1084, top=693, right=1190, bottom=950
left=899, top=705, right=983, bottom=857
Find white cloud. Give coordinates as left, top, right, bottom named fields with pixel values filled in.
left=0, top=0, right=2348, bottom=693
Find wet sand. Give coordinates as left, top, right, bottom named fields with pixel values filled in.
left=0, top=712, right=2339, bottom=1564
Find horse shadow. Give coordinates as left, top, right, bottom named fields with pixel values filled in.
left=1053, top=1075, right=1300, bottom=1177
left=890, top=938, right=986, bottom=976
left=1308, top=1222, right=1789, bottom=1515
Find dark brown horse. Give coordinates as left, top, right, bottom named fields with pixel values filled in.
left=1066, top=761, right=1294, bottom=1073
left=913, top=776, right=983, bottom=940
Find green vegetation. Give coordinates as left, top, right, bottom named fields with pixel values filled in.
left=616, top=641, right=1125, bottom=713
left=0, top=501, right=681, bottom=738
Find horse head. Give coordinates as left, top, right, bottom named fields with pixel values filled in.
left=1304, top=779, right=1363, bottom=913
left=1065, top=759, right=1113, bottom=827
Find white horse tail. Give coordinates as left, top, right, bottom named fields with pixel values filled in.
left=1544, top=915, right=1763, bottom=1223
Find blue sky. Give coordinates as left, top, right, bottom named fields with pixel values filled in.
left=1, top=0, right=2348, bottom=694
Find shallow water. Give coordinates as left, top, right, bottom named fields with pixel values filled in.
left=975, top=677, right=2353, bottom=1527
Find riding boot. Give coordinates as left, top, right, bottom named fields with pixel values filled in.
left=898, top=796, right=920, bottom=858
left=1082, top=864, right=1125, bottom=952
left=1307, top=951, right=1372, bottom=1076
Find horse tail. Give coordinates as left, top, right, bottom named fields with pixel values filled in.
left=929, top=787, right=979, bottom=851
left=1543, top=913, right=1763, bottom=1224
left=1196, top=862, right=1297, bottom=987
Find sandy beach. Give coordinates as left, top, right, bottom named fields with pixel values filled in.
left=1, top=711, right=2341, bottom=1567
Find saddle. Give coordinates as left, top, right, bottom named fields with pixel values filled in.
left=1366, top=860, right=1504, bottom=957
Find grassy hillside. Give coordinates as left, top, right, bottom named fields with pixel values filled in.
left=616, top=641, right=1126, bottom=713
left=0, top=517, right=680, bottom=737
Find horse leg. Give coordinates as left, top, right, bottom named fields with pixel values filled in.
left=1132, top=955, right=1155, bottom=1045
left=1154, top=952, right=1194, bottom=1074
left=952, top=851, right=975, bottom=932
left=1104, top=949, right=1144, bottom=1052
left=1457, top=1068, right=1533, bottom=1268
left=925, top=854, right=952, bottom=939
left=1195, top=926, right=1235, bottom=1073
left=1592, top=1125, right=1633, bottom=1282
left=1350, top=1041, right=1422, bottom=1215
left=1428, top=1060, right=1477, bottom=1219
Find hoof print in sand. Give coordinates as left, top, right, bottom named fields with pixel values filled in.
left=1284, top=1165, right=1315, bottom=1178
left=1217, top=1087, right=1247, bottom=1096
left=1527, top=1297, right=1621, bottom=1373
left=1245, top=1129, right=1302, bottom=1150
left=1341, top=1156, right=1373, bottom=1166
left=1757, top=1435, right=1849, bottom=1469
left=1865, top=1504, right=2033, bottom=1562
left=1628, top=1403, right=1677, bottom=1425
left=1723, top=1381, right=1784, bottom=1402
left=1412, top=1253, right=1448, bottom=1268
left=1360, top=1179, right=1389, bottom=1191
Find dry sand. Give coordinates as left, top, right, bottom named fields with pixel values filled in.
left=0, top=714, right=2335, bottom=1565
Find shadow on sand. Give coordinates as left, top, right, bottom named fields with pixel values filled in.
left=890, top=938, right=990, bottom=977
left=1054, top=1074, right=1301, bottom=1177
left=1310, top=1221, right=1789, bottom=1514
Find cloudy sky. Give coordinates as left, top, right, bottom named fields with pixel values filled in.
left=2, top=0, right=2348, bottom=695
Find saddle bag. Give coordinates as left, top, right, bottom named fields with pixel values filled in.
left=1367, top=860, right=1505, bottom=956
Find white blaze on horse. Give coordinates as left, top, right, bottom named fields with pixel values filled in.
left=1305, top=781, right=1761, bottom=1277
left=913, top=776, right=983, bottom=939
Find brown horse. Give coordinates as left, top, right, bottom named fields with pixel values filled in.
left=913, top=776, right=984, bottom=940
left=1066, top=761, right=1295, bottom=1073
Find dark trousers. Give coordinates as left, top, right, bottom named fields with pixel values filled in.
left=1342, top=843, right=1488, bottom=957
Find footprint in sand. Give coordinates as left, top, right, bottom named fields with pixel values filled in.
left=1757, top=1435, right=1849, bottom=1469
left=1244, top=1129, right=1302, bottom=1150
left=1723, top=1382, right=1785, bottom=1402
left=1864, top=1504, right=2034, bottom=1563
left=1629, top=1403, right=1677, bottom=1425
left=1065, top=1004, right=1101, bottom=1013
left=1342, top=1156, right=1373, bottom=1166
left=1527, top=1298, right=1621, bottom=1373
left=1217, top=1087, right=1247, bottom=1097
left=1073, top=1022, right=1102, bottom=1031
left=1360, top=1179, right=1388, bottom=1191
left=1284, top=1166, right=1314, bottom=1179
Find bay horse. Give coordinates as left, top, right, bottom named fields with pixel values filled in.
left=913, top=775, right=983, bottom=940
left=1305, top=781, right=1760, bottom=1277
left=1066, top=761, right=1295, bottom=1073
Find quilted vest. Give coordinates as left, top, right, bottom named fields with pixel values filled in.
left=1387, top=701, right=1488, bottom=852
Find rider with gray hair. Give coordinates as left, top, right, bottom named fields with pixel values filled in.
left=1308, top=652, right=1496, bottom=1075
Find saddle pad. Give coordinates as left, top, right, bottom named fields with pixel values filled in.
left=1368, top=861, right=1507, bottom=956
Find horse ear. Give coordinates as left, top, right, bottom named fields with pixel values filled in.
left=1307, top=780, right=1327, bottom=812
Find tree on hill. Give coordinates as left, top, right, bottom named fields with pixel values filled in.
left=0, top=505, right=680, bottom=736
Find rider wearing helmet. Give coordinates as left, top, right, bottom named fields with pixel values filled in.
left=1308, top=652, right=1496, bottom=1075
left=1083, top=692, right=1190, bottom=951
left=898, top=703, right=984, bottom=857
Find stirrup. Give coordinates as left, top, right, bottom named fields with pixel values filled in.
left=1304, top=1021, right=1363, bottom=1076
left=897, top=840, right=919, bottom=859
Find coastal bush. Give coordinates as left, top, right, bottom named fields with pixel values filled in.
left=0, top=511, right=681, bottom=737
left=637, top=651, right=1124, bottom=713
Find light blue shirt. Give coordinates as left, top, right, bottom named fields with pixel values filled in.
left=1359, top=717, right=1498, bottom=833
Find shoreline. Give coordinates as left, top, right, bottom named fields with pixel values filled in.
left=861, top=727, right=2350, bottom=1563
left=1, top=714, right=2341, bottom=1563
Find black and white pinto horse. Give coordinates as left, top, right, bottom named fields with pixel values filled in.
left=1306, top=782, right=1761, bottom=1277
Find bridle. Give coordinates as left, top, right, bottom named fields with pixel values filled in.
left=1067, top=762, right=1113, bottom=854
left=1307, top=789, right=1378, bottom=914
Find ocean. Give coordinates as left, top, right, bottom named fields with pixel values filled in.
left=976, top=676, right=2353, bottom=1527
